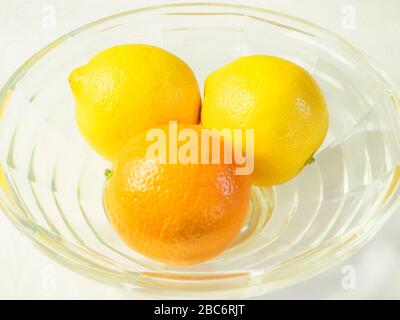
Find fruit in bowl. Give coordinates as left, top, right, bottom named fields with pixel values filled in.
left=202, top=55, right=329, bottom=186
left=69, top=44, right=201, bottom=161
left=69, top=44, right=328, bottom=265
left=104, top=123, right=252, bottom=265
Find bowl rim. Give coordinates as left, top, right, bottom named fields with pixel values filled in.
left=1, top=2, right=400, bottom=297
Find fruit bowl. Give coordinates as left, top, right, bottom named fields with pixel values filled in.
left=0, top=3, right=400, bottom=299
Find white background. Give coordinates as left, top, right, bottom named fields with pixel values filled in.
left=0, top=0, right=399, bottom=299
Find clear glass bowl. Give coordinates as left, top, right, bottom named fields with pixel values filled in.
left=0, top=3, right=400, bottom=299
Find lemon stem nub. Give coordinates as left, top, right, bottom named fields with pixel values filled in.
left=105, top=169, right=113, bottom=180
left=305, top=154, right=315, bottom=165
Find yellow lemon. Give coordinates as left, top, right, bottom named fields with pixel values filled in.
left=69, top=44, right=201, bottom=160
left=201, top=55, right=329, bottom=186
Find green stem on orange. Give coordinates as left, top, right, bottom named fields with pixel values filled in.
left=104, top=168, right=113, bottom=180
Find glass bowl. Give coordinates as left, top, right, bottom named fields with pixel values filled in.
left=0, top=3, right=400, bottom=299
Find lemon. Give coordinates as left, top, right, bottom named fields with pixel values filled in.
left=201, top=55, right=329, bottom=186
left=69, top=44, right=201, bottom=160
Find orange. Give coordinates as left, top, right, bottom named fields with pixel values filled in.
left=69, top=44, right=201, bottom=161
left=104, top=124, right=252, bottom=265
